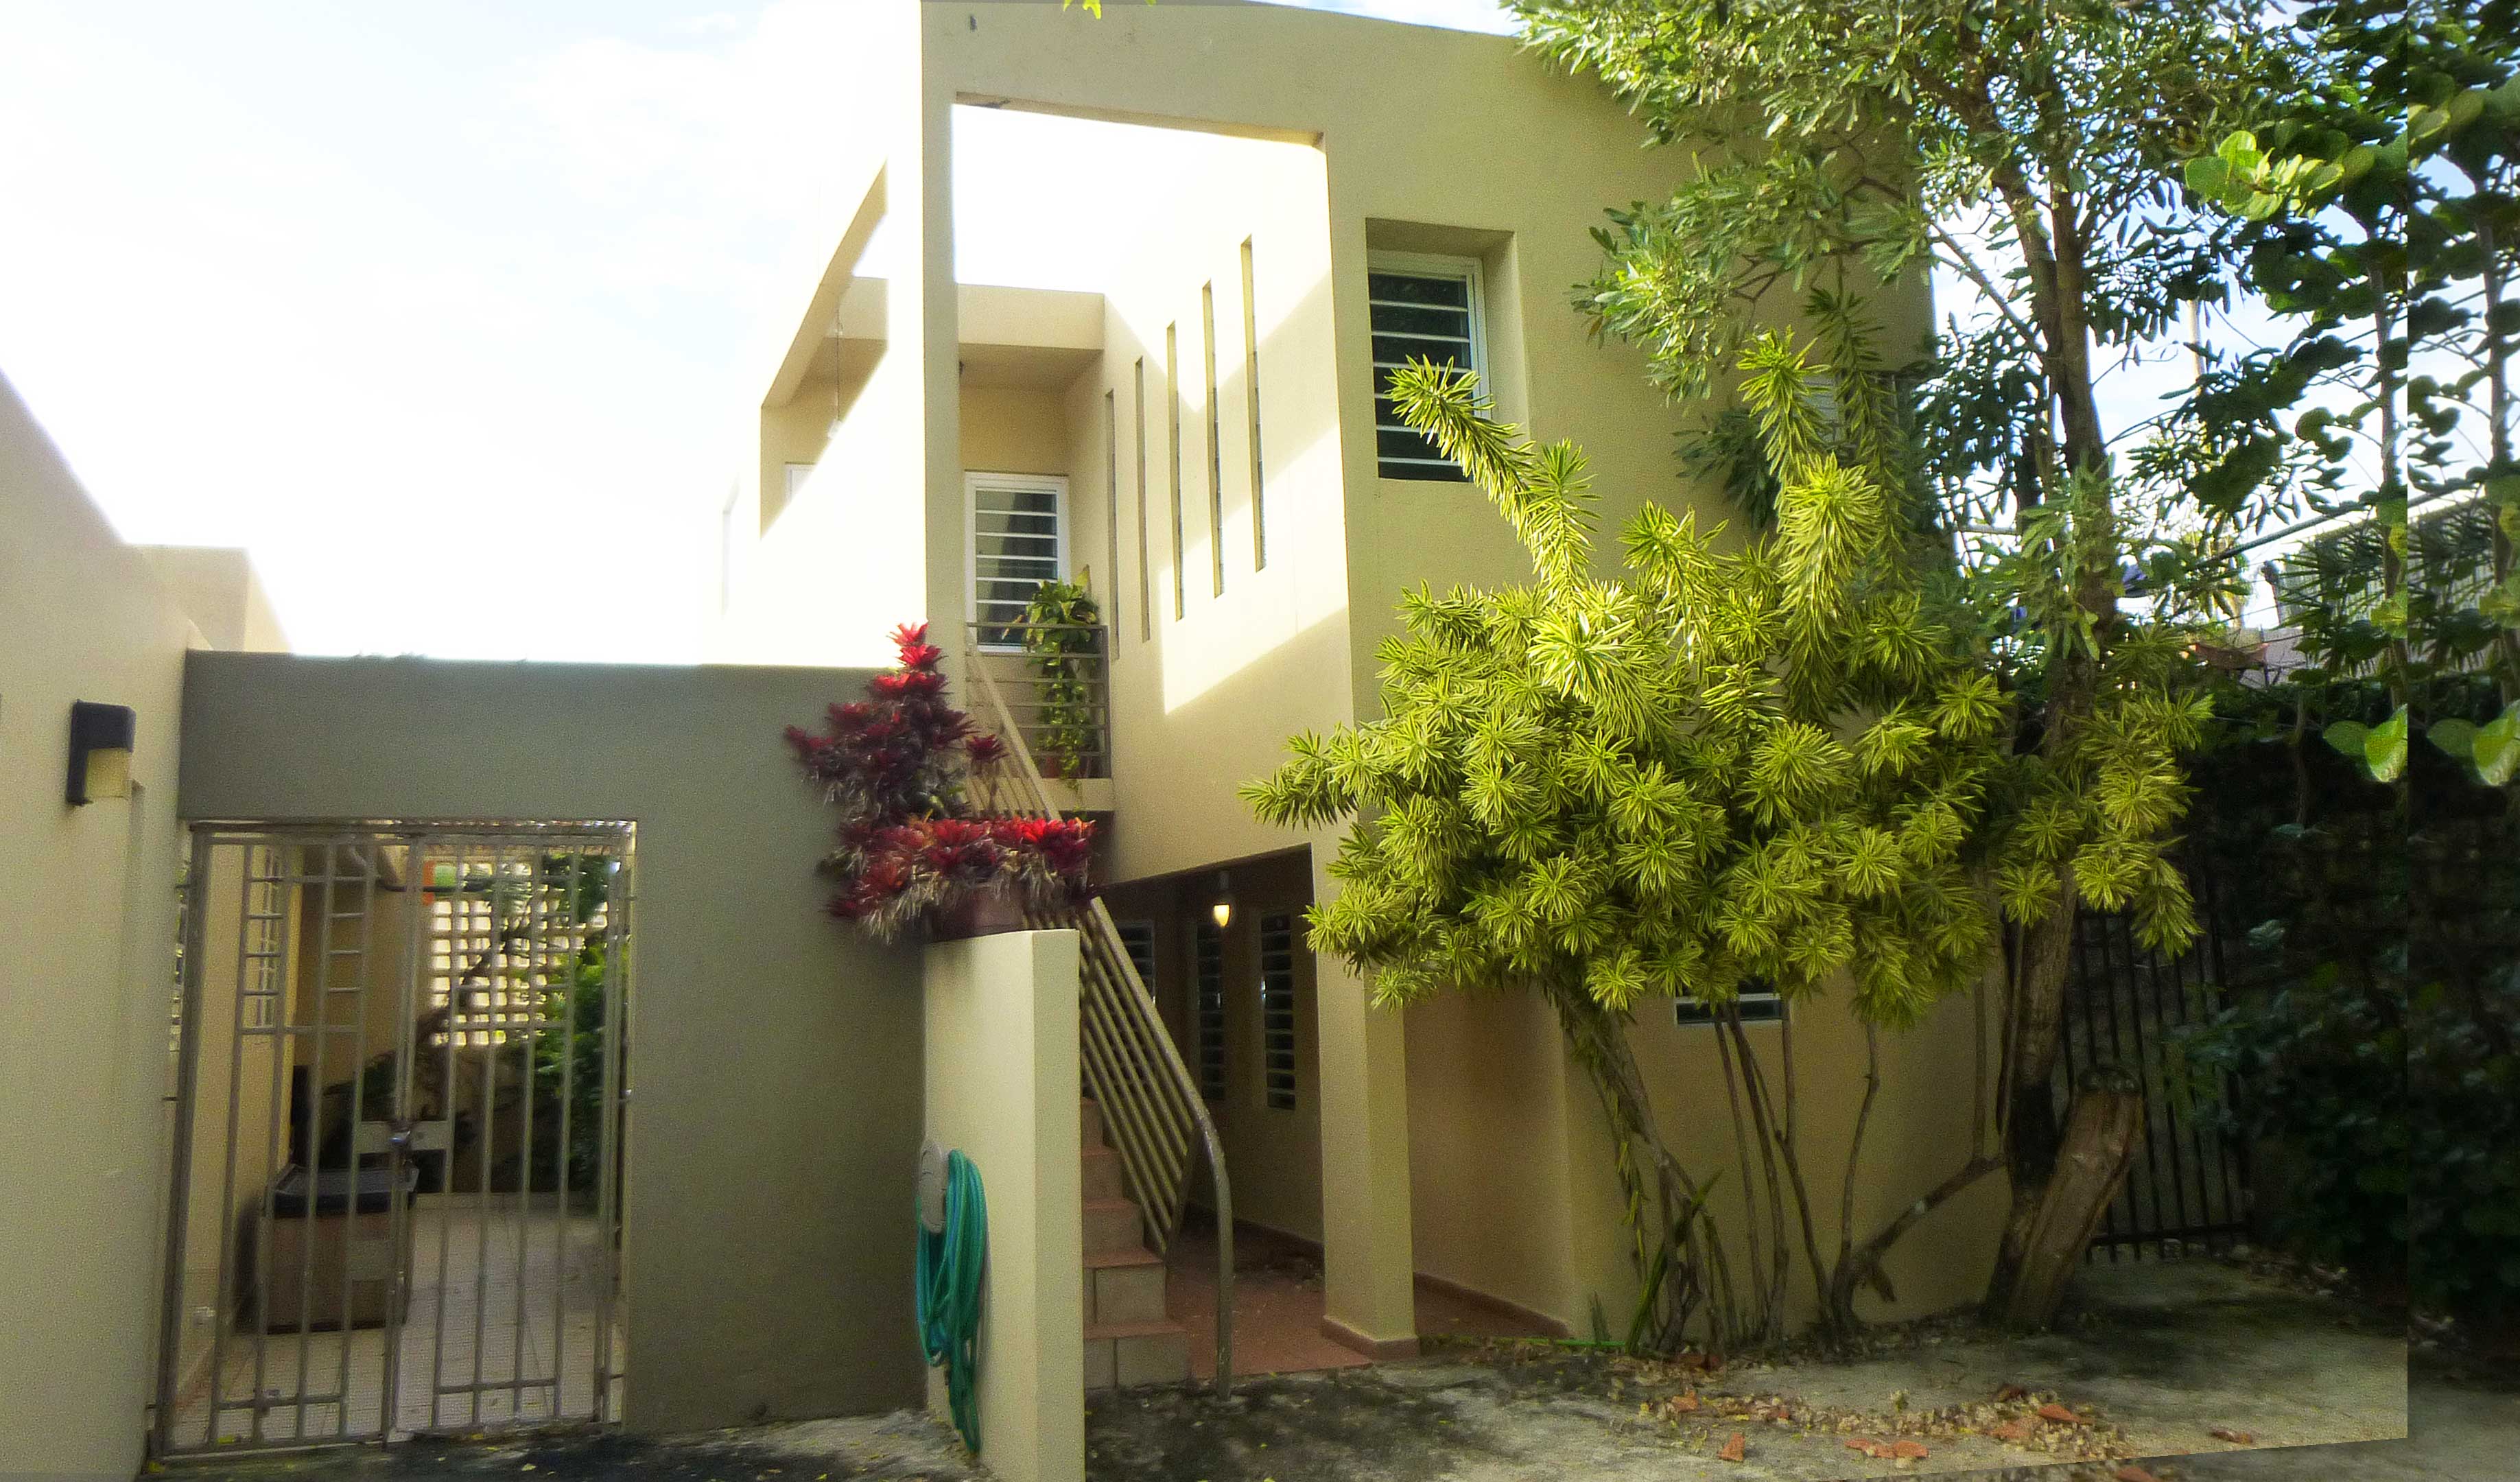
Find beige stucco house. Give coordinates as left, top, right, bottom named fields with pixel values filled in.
left=0, top=7, right=2021, bottom=1479
left=711, top=0, right=2008, bottom=1381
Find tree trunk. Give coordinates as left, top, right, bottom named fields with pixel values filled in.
left=1551, top=985, right=1742, bottom=1353
left=1994, top=1068, right=2145, bottom=1330
left=1983, top=893, right=2080, bottom=1317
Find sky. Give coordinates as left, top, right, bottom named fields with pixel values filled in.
left=1, top=0, right=2303, bottom=663
left=0, top=1, right=1498, bottom=663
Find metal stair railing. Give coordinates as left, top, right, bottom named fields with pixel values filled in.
left=960, top=637, right=1235, bottom=1396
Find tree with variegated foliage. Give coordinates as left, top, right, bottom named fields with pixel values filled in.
left=1500, top=0, right=2287, bottom=1330
left=1247, top=305, right=2049, bottom=1345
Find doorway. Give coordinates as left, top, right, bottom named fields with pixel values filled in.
left=151, top=823, right=631, bottom=1457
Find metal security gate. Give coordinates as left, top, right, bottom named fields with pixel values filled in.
left=152, top=823, right=631, bottom=1457
left=2054, top=875, right=2252, bottom=1262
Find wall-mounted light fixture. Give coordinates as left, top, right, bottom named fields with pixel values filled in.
left=1209, top=869, right=1236, bottom=931
left=67, top=701, right=137, bottom=805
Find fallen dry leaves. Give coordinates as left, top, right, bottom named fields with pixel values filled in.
left=1717, top=1432, right=1746, bottom=1462
left=1616, top=1369, right=2133, bottom=1468
left=1844, top=1437, right=1933, bottom=1461
left=2113, top=1466, right=2163, bottom=1482
left=2209, top=1426, right=2258, bottom=1445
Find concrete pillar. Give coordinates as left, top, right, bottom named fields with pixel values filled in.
left=1310, top=846, right=1419, bottom=1357
left=923, top=929, right=1085, bottom=1482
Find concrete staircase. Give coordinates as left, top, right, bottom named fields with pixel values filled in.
left=1080, top=1099, right=1191, bottom=1389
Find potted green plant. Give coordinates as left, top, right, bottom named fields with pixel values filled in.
left=1020, top=578, right=1103, bottom=780
left=787, top=622, right=1096, bottom=942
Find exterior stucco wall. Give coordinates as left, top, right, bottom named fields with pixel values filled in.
left=0, top=371, right=200, bottom=1480
left=1402, top=987, right=1578, bottom=1328
left=175, top=651, right=929, bottom=1433
left=921, top=930, right=1085, bottom=1482
left=961, top=384, right=1072, bottom=486
left=139, top=545, right=290, bottom=655
left=727, top=0, right=1983, bottom=1354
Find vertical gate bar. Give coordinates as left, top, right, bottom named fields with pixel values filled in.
left=429, top=839, right=463, bottom=1433
left=2199, top=862, right=2252, bottom=1234
left=550, top=858, right=576, bottom=1415
left=248, top=843, right=301, bottom=1440
left=2066, top=907, right=2121, bottom=1258
left=204, top=843, right=259, bottom=1434
left=335, top=839, right=377, bottom=1435
left=2095, top=910, right=2151, bottom=1256
left=2108, top=911, right=2179, bottom=1249
left=292, top=840, right=338, bottom=1439
left=593, top=840, right=627, bottom=1421
left=2164, top=924, right=2211, bottom=1240
left=384, top=832, right=429, bottom=1439
left=2092, top=910, right=2152, bottom=1256
left=152, top=830, right=219, bottom=1457
left=511, top=851, right=541, bottom=1420
left=2117, top=909, right=2184, bottom=1254
left=472, top=848, right=500, bottom=1426
left=2171, top=913, right=2224, bottom=1240
left=550, top=853, right=581, bottom=1417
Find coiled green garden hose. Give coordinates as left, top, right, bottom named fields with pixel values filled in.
left=916, top=1147, right=987, bottom=1453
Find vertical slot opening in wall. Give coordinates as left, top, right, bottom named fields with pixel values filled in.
left=1242, top=238, right=1266, bottom=570
left=1166, top=323, right=1184, bottom=621
left=1203, top=282, right=1224, bottom=598
left=1103, top=388, right=1120, bottom=637
left=1259, top=913, right=1297, bottom=1110
left=1133, top=357, right=1151, bottom=642
left=1194, top=920, right=1225, bottom=1101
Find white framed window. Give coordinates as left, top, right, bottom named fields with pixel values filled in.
left=785, top=461, right=816, bottom=502
left=1369, top=251, right=1485, bottom=482
left=966, top=471, right=1068, bottom=649
left=1675, top=986, right=1787, bottom=1028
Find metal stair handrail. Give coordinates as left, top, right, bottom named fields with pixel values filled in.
left=960, top=637, right=1234, bottom=1396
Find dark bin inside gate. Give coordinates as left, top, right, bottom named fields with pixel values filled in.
left=255, top=1162, right=419, bottom=1332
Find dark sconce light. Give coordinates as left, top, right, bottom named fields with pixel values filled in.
left=1208, top=869, right=1236, bottom=931
left=67, top=701, right=137, bottom=805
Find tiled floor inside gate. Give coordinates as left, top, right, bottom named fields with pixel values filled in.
left=1166, top=1219, right=1559, bottom=1380
left=168, top=1198, right=617, bottom=1449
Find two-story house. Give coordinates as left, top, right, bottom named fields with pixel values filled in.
left=711, top=0, right=2006, bottom=1389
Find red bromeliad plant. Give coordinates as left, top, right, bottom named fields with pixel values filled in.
left=787, top=622, right=1096, bottom=941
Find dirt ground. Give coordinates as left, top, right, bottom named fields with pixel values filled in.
left=156, top=1260, right=2480, bottom=1482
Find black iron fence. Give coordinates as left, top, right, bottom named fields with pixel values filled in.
left=2053, top=868, right=2254, bottom=1261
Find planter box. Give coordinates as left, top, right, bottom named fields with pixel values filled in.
left=929, top=889, right=1030, bottom=942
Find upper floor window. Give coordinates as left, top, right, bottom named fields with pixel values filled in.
left=968, top=471, right=1066, bottom=650
left=1369, top=252, right=1484, bottom=482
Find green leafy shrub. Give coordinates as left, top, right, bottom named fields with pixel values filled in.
left=1021, top=578, right=1104, bottom=779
